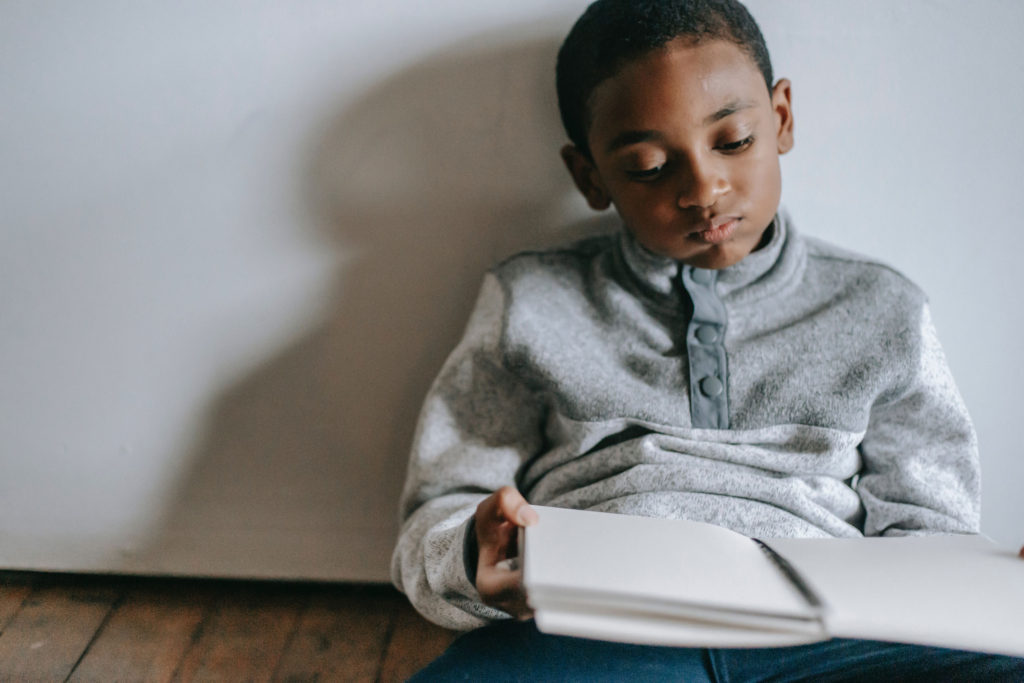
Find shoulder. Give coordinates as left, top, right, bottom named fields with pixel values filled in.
left=483, top=233, right=625, bottom=365
left=800, top=233, right=927, bottom=309
left=786, top=228, right=939, bottom=404
left=489, top=233, right=618, bottom=295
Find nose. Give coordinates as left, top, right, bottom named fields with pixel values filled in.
left=676, top=152, right=730, bottom=209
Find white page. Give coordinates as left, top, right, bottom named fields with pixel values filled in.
left=766, top=534, right=1024, bottom=657
left=537, top=606, right=824, bottom=648
left=523, top=507, right=815, bottom=620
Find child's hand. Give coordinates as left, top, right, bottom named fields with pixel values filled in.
left=474, top=486, right=538, bottom=619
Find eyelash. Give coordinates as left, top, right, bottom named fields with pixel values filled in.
left=626, top=167, right=663, bottom=181
left=719, top=135, right=755, bottom=153
left=625, top=136, right=756, bottom=182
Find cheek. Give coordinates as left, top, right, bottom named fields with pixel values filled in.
left=737, top=154, right=782, bottom=205
left=764, top=162, right=783, bottom=204
left=611, top=186, right=677, bottom=223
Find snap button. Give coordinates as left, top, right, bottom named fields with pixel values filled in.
left=696, top=325, right=719, bottom=344
left=700, top=376, right=724, bottom=397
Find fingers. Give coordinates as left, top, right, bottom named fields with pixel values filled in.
left=476, top=486, right=538, bottom=527
left=473, top=487, right=538, bottom=617
left=476, top=487, right=534, bottom=568
left=477, top=515, right=519, bottom=568
left=476, top=551, right=533, bottom=618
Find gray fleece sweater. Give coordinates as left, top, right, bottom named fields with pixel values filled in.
left=391, top=212, right=980, bottom=631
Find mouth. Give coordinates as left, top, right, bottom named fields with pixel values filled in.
left=691, top=216, right=740, bottom=245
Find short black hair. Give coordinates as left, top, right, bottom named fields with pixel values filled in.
left=556, top=0, right=774, bottom=157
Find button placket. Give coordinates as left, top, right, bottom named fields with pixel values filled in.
left=681, top=266, right=730, bottom=429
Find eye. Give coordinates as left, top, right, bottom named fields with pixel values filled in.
left=625, top=165, right=664, bottom=182
left=718, top=136, right=754, bottom=153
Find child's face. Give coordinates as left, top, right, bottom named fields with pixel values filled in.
left=563, top=38, right=794, bottom=269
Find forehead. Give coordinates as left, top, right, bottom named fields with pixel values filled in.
left=587, top=39, right=768, bottom=145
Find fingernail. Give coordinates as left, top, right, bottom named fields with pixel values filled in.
left=495, top=558, right=520, bottom=572
left=518, top=506, right=539, bottom=526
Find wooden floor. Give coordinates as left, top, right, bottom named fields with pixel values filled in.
left=0, top=571, right=457, bottom=682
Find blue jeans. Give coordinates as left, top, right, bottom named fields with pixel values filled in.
left=411, top=619, right=1024, bottom=681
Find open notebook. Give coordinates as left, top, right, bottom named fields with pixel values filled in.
left=520, top=506, right=1024, bottom=657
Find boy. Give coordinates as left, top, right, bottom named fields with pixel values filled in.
left=392, top=0, right=1024, bottom=679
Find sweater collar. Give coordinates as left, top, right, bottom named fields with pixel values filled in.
left=618, top=211, right=801, bottom=305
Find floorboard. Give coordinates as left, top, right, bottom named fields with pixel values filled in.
left=0, top=577, right=35, bottom=633
left=171, top=584, right=305, bottom=682
left=378, top=602, right=458, bottom=682
left=68, top=581, right=213, bottom=683
left=0, top=573, right=455, bottom=682
left=0, top=582, right=118, bottom=681
left=273, top=586, right=399, bottom=683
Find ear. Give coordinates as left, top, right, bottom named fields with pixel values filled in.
left=771, top=78, right=794, bottom=155
left=560, top=144, right=612, bottom=211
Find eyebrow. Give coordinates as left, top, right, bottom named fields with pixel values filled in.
left=605, top=130, right=664, bottom=154
left=604, top=100, right=757, bottom=154
left=704, top=99, right=756, bottom=125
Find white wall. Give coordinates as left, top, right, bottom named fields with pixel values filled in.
left=1, top=1, right=1021, bottom=581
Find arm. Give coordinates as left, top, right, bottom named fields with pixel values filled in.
left=857, top=304, right=981, bottom=536
left=390, top=273, right=545, bottom=630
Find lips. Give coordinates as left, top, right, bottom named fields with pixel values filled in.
left=691, top=216, right=740, bottom=244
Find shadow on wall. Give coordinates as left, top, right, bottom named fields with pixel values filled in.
left=130, top=27, right=618, bottom=581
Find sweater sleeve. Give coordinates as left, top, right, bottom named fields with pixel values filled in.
left=390, top=273, right=545, bottom=630
left=857, top=304, right=981, bottom=536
